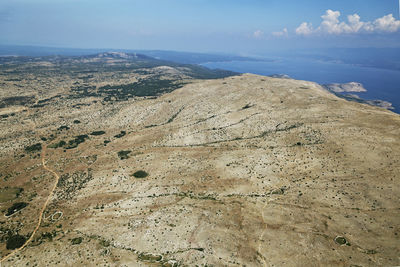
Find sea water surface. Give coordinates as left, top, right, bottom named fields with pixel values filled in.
left=202, top=57, right=400, bottom=113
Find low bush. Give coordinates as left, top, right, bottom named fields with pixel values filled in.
left=132, top=170, right=148, bottom=178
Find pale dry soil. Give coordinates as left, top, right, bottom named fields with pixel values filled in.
left=0, top=74, right=399, bottom=266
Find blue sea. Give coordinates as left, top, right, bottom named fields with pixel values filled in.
left=202, top=57, right=400, bottom=114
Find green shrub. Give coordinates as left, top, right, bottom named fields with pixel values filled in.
left=132, top=170, right=148, bottom=178
left=58, top=125, right=70, bottom=131
left=71, top=237, right=83, bottom=245
left=114, top=131, right=126, bottom=138
left=65, top=135, right=89, bottom=149
left=334, top=236, right=347, bottom=245
left=90, top=131, right=106, bottom=136
left=6, top=235, right=26, bottom=250
left=117, top=150, right=131, bottom=160
left=24, top=143, right=42, bottom=153
left=48, top=140, right=66, bottom=149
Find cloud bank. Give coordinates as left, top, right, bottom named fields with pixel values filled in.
left=272, top=28, right=288, bottom=37
left=296, top=10, right=400, bottom=36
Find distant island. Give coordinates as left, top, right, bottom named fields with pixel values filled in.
left=322, top=82, right=394, bottom=110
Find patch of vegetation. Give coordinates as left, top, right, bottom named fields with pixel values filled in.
left=138, top=253, right=162, bottom=262
left=181, top=64, right=237, bottom=79
left=132, top=170, right=148, bottom=178
left=362, top=249, right=377, bottom=255
left=57, top=170, right=93, bottom=200
left=90, top=131, right=106, bottom=136
left=334, top=236, right=348, bottom=245
left=6, top=202, right=28, bottom=216
left=114, top=131, right=126, bottom=138
left=0, top=188, right=23, bottom=203
left=48, top=140, right=66, bottom=149
left=65, top=134, right=89, bottom=149
left=36, top=95, right=61, bottom=106
left=6, top=234, right=26, bottom=250
left=58, top=125, right=70, bottom=131
left=4, top=78, right=22, bottom=82
left=166, top=107, right=184, bottom=124
left=0, top=96, right=35, bottom=108
left=241, top=103, right=253, bottom=109
left=68, top=85, right=98, bottom=99
left=271, top=188, right=285, bottom=195
left=31, top=104, right=45, bottom=108
left=117, top=150, right=131, bottom=160
left=40, top=232, right=55, bottom=242
left=71, top=237, right=83, bottom=245
left=73, top=120, right=81, bottom=124
left=47, top=134, right=56, bottom=141
left=98, top=78, right=184, bottom=101
left=1, top=113, right=16, bottom=119
left=176, top=192, right=217, bottom=201
left=24, top=143, right=42, bottom=153
left=0, top=54, right=237, bottom=107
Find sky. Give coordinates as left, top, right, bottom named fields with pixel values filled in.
left=0, top=0, right=399, bottom=54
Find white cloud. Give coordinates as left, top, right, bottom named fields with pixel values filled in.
left=296, top=22, right=313, bottom=36
left=253, top=30, right=264, bottom=38
left=296, top=10, right=400, bottom=35
left=347, top=14, right=364, bottom=32
left=272, top=28, right=288, bottom=37
left=373, top=14, right=400, bottom=32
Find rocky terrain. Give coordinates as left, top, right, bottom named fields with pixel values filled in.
left=0, top=54, right=399, bottom=266
left=322, top=82, right=367, bottom=93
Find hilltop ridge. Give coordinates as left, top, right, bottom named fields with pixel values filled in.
left=0, top=56, right=399, bottom=266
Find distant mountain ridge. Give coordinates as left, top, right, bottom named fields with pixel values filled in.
left=86, top=51, right=151, bottom=60
left=0, top=45, right=258, bottom=64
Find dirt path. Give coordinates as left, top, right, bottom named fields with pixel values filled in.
left=0, top=145, right=60, bottom=264
left=257, top=197, right=273, bottom=267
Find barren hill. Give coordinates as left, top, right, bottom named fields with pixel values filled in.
left=0, top=57, right=399, bottom=266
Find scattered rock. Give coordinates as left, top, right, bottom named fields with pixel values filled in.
left=323, top=82, right=367, bottom=93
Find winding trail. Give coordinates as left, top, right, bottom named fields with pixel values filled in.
left=0, top=145, right=60, bottom=264
left=257, top=196, right=273, bottom=267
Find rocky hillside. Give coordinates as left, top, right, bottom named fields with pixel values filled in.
left=0, top=70, right=399, bottom=266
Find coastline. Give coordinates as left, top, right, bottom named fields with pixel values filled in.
left=200, top=59, right=399, bottom=114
